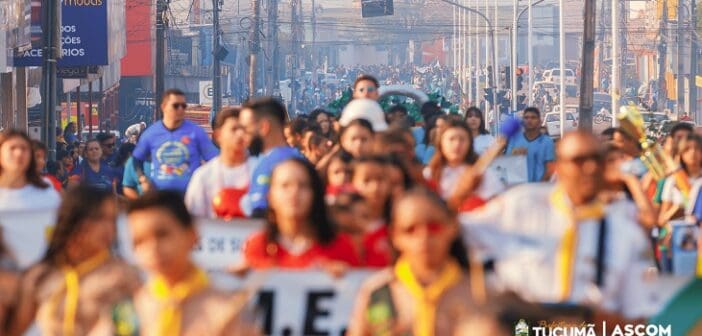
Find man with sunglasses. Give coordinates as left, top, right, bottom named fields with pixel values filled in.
left=96, top=132, right=117, bottom=165
left=353, top=75, right=380, bottom=101
left=132, top=88, right=219, bottom=194
left=461, top=131, right=654, bottom=320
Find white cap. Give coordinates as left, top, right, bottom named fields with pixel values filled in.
left=338, top=99, right=389, bottom=132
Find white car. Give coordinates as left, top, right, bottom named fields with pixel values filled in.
left=544, top=68, right=576, bottom=85
left=543, top=112, right=578, bottom=138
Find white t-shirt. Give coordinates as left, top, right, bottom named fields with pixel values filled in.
left=0, top=184, right=61, bottom=212
left=185, top=156, right=258, bottom=219
left=423, top=165, right=505, bottom=200
left=661, top=175, right=702, bottom=209
left=473, top=134, right=495, bottom=155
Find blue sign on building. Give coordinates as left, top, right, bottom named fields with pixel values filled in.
left=14, top=0, right=109, bottom=67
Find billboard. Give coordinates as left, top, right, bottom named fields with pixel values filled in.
left=14, top=0, right=124, bottom=67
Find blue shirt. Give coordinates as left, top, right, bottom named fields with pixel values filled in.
left=248, top=146, right=304, bottom=213
left=122, top=157, right=152, bottom=195
left=72, top=160, right=116, bottom=192
left=505, top=132, right=555, bottom=182
left=132, top=120, right=219, bottom=193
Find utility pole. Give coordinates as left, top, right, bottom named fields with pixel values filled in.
left=249, top=0, right=261, bottom=98
left=42, top=0, right=60, bottom=160
left=579, top=0, right=596, bottom=130
left=212, top=0, right=222, bottom=118
left=611, top=0, right=620, bottom=126
left=678, top=0, right=686, bottom=115
left=659, top=0, right=669, bottom=112
left=155, top=0, right=167, bottom=121
left=269, top=0, right=279, bottom=95
left=692, top=0, right=698, bottom=119
left=291, top=0, right=300, bottom=115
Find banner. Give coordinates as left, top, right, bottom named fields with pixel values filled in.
left=13, top=0, right=110, bottom=66
left=212, top=271, right=371, bottom=335
left=0, top=209, right=263, bottom=269
left=487, top=155, right=528, bottom=186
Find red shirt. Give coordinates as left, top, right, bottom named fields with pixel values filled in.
left=243, top=231, right=361, bottom=269
left=360, top=226, right=393, bottom=267
left=44, top=174, right=62, bottom=192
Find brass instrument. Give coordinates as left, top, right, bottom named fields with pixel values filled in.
left=616, top=105, right=678, bottom=180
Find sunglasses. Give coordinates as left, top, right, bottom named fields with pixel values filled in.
left=398, top=221, right=446, bottom=236
left=172, top=103, right=187, bottom=109
left=356, top=87, right=377, bottom=93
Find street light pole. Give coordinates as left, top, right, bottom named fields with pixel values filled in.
left=438, top=0, right=498, bottom=123
left=511, top=0, right=518, bottom=111
left=559, top=0, right=566, bottom=136
left=212, top=0, right=222, bottom=120
left=528, top=0, right=534, bottom=105
left=611, top=0, right=620, bottom=126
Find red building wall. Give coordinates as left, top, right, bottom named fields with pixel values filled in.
left=121, top=0, right=153, bottom=77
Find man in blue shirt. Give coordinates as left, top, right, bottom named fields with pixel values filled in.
left=505, top=107, right=555, bottom=182
left=239, top=97, right=303, bottom=217
left=132, top=88, right=219, bottom=194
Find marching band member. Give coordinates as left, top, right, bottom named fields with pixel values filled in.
left=127, top=191, right=259, bottom=335
left=348, top=188, right=480, bottom=336
left=461, top=131, right=654, bottom=320
left=9, top=185, right=141, bottom=335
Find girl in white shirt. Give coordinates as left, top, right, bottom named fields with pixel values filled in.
left=464, top=106, right=494, bottom=155
left=424, top=120, right=504, bottom=212
left=660, top=134, right=702, bottom=223
left=0, top=129, right=60, bottom=212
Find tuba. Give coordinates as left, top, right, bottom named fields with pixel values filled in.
left=616, top=105, right=678, bottom=180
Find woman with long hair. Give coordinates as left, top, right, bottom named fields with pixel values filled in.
left=424, top=120, right=504, bottom=211
left=8, top=185, right=141, bottom=335
left=464, top=107, right=494, bottom=155
left=241, top=158, right=359, bottom=271
left=0, top=129, right=60, bottom=211
left=660, top=134, right=702, bottom=223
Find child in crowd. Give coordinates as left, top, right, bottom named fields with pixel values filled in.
left=127, top=191, right=259, bottom=335
left=350, top=156, right=393, bottom=267
left=185, top=107, right=256, bottom=220
left=10, top=185, right=141, bottom=335
left=339, top=119, right=375, bottom=159
left=347, top=188, right=478, bottom=336
left=424, top=119, right=505, bottom=211
left=322, top=150, right=354, bottom=204
left=331, top=192, right=374, bottom=260
left=241, top=158, right=360, bottom=272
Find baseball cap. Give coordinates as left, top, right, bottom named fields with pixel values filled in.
left=339, top=99, right=389, bottom=132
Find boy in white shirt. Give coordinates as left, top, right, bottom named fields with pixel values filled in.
left=185, top=107, right=257, bottom=219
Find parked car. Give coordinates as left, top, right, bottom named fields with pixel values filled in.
left=544, top=68, right=576, bottom=84
left=543, top=112, right=578, bottom=138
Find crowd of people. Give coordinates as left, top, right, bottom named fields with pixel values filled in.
left=0, top=71, right=701, bottom=335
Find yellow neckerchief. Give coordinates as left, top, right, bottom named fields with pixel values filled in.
left=673, top=169, right=691, bottom=202
left=52, top=249, right=111, bottom=336
left=394, top=257, right=462, bottom=336
left=550, top=186, right=605, bottom=301
left=148, top=267, right=209, bottom=336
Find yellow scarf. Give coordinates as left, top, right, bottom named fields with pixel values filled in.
left=54, top=249, right=111, bottom=336
left=148, top=267, right=209, bottom=336
left=550, top=186, right=605, bottom=301
left=394, top=258, right=462, bottom=336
